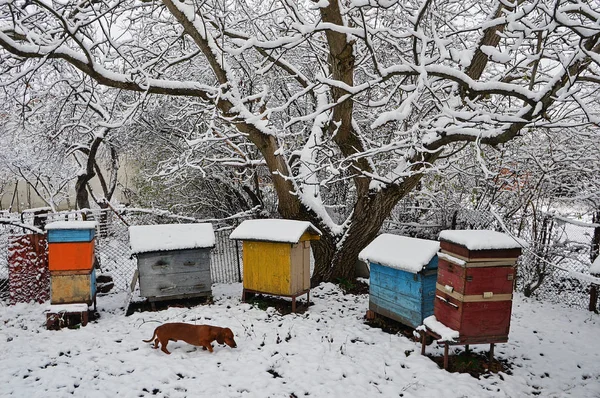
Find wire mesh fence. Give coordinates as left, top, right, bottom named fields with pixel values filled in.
left=0, top=208, right=245, bottom=303
left=1, top=205, right=598, bottom=311
left=0, top=224, right=10, bottom=302
left=386, top=206, right=599, bottom=310
left=514, top=215, right=598, bottom=309
left=89, top=208, right=244, bottom=292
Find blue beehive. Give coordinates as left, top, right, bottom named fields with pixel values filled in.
left=360, top=234, right=440, bottom=329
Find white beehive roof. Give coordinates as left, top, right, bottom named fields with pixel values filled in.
left=438, top=229, right=526, bottom=250
left=129, top=223, right=215, bottom=254
left=358, top=234, right=440, bottom=273
left=229, top=219, right=321, bottom=244
left=45, top=221, right=97, bottom=230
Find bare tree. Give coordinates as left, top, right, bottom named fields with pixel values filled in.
left=1, top=0, right=599, bottom=284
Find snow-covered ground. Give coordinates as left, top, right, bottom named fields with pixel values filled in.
left=1, top=283, right=599, bottom=398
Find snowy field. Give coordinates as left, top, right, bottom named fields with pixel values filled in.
left=1, top=283, right=599, bottom=398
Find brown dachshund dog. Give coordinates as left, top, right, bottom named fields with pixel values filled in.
left=143, top=323, right=237, bottom=354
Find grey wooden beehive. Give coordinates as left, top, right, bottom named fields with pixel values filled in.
left=129, top=223, right=215, bottom=303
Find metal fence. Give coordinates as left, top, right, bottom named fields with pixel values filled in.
left=92, top=208, right=244, bottom=291
left=0, top=224, right=9, bottom=301
left=386, top=206, right=599, bottom=310
left=0, top=208, right=245, bottom=303
left=514, top=215, right=598, bottom=309
left=1, top=206, right=598, bottom=311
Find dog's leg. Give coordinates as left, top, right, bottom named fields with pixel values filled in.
left=153, top=339, right=159, bottom=349
left=202, top=342, right=214, bottom=353
left=160, top=340, right=171, bottom=355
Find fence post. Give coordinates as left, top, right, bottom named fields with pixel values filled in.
left=589, top=211, right=600, bottom=313
left=590, top=285, right=598, bottom=313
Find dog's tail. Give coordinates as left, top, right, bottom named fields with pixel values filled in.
left=142, top=328, right=157, bottom=343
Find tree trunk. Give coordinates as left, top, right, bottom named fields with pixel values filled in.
left=75, top=176, right=92, bottom=210
left=310, top=182, right=413, bottom=285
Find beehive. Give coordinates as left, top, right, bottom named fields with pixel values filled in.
left=46, top=221, right=96, bottom=272
left=129, top=223, right=215, bottom=303
left=44, top=221, right=98, bottom=315
left=433, top=229, right=523, bottom=344
left=230, top=219, right=321, bottom=312
left=360, top=234, right=440, bottom=328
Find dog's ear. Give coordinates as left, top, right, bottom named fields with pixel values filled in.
left=216, top=331, right=225, bottom=344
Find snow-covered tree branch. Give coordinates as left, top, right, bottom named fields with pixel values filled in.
left=1, top=0, right=599, bottom=283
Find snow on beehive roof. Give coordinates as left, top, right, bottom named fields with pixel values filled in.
left=129, top=223, right=215, bottom=254
left=229, top=219, right=321, bottom=243
left=438, top=229, right=526, bottom=250
left=358, top=234, right=440, bottom=273
left=45, top=221, right=97, bottom=230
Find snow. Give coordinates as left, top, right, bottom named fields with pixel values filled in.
left=128, top=223, right=215, bottom=254
left=45, top=221, right=97, bottom=230
left=48, top=303, right=89, bottom=313
left=439, top=230, right=527, bottom=251
left=1, top=284, right=600, bottom=397
left=229, top=219, right=321, bottom=243
left=358, top=234, right=440, bottom=273
left=437, top=251, right=467, bottom=266
left=422, top=315, right=460, bottom=342
left=589, top=256, right=600, bottom=275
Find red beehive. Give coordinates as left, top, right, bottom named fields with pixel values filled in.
left=434, top=230, right=523, bottom=344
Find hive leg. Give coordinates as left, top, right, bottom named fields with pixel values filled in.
left=443, top=342, right=449, bottom=370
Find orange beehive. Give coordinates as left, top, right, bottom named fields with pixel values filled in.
left=48, top=240, right=95, bottom=272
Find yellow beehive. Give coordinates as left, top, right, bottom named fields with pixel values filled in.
left=230, top=219, right=321, bottom=312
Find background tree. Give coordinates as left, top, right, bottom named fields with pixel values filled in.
left=1, top=0, right=599, bottom=284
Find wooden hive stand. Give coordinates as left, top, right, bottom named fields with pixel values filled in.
left=46, top=303, right=90, bottom=330
left=419, top=317, right=497, bottom=371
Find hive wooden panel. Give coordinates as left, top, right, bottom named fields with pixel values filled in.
left=242, top=241, right=293, bottom=295
left=50, top=268, right=96, bottom=305
left=436, top=259, right=515, bottom=296
left=290, top=241, right=311, bottom=294
left=47, top=228, right=95, bottom=243
left=48, top=241, right=95, bottom=272
left=136, top=248, right=212, bottom=302
left=440, top=241, right=521, bottom=261
left=369, top=262, right=437, bottom=329
left=434, top=290, right=512, bottom=344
